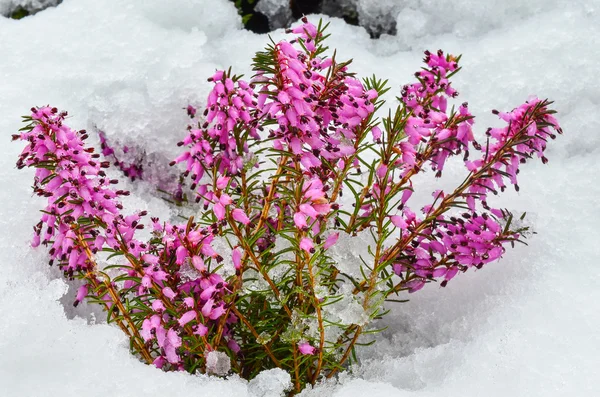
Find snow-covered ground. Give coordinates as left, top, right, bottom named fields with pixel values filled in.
left=0, top=0, right=598, bottom=396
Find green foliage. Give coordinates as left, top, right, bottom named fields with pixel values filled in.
left=9, top=7, right=30, bottom=20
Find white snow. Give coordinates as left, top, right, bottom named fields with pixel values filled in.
left=1, top=0, right=599, bottom=396
left=248, top=368, right=292, bottom=397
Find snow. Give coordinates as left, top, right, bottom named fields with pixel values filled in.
left=206, top=350, right=233, bottom=376
left=248, top=369, right=292, bottom=397
left=1, top=0, right=599, bottom=396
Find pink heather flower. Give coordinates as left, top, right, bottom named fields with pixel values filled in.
left=299, top=237, right=314, bottom=253
left=165, top=328, right=182, bottom=364
left=16, top=104, right=235, bottom=373
left=298, top=342, right=316, bottom=355
left=405, top=278, right=426, bottom=293
left=141, top=275, right=152, bottom=288
left=401, top=188, right=413, bottom=205
left=232, top=208, right=250, bottom=225
left=162, top=287, right=176, bottom=300
left=444, top=266, right=458, bottom=282
left=216, top=176, right=229, bottom=190
left=194, top=323, right=208, bottom=337
left=156, top=326, right=167, bottom=348
left=201, top=243, right=218, bottom=258
left=232, top=248, right=242, bottom=271
left=183, top=297, right=195, bottom=308
left=323, top=233, right=339, bottom=249
left=141, top=319, right=154, bottom=341
left=228, top=339, right=241, bottom=354
left=152, top=271, right=168, bottom=282
left=202, top=299, right=215, bottom=317
left=173, top=70, right=258, bottom=202
left=208, top=70, right=225, bottom=81
left=390, top=215, right=407, bottom=229
left=431, top=267, right=447, bottom=278
left=153, top=356, right=166, bottom=369
left=186, top=105, right=197, bottom=118
left=175, top=245, right=188, bottom=265
left=16, top=30, right=563, bottom=380
left=73, top=284, right=88, bottom=307
left=219, top=194, right=233, bottom=206
left=371, top=126, right=382, bottom=140
left=152, top=300, right=165, bottom=312
left=391, top=51, right=477, bottom=177
left=429, top=240, right=446, bottom=255
left=294, top=212, right=308, bottom=229
left=192, top=255, right=205, bottom=272
left=251, top=24, right=376, bottom=179
left=376, top=163, right=388, bottom=179
left=299, top=203, right=318, bottom=218
left=142, top=254, right=160, bottom=265
left=464, top=97, right=561, bottom=199
left=214, top=203, right=226, bottom=221
left=31, top=232, right=40, bottom=247
left=391, top=178, right=531, bottom=284
left=15, top=107, right=148, bottom=277
left=179, top=310, right=197, bottom=326
left=209, top=304, right=226, bottom=320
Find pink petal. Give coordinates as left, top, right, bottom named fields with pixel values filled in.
left=298, top=342, right=315, bottom=355
left=232, top=208, right=250, bottom=225
left=214, top=202, right=226, bottom=221
left=232, top=248, right=242, bottom=270
left=323, top=233, right=339, bottom=249
left=299, top=237, right=314, bottom=253
left=192, top=255, right=205, bottom=272
left=390, top=215, right=407, bottom=229
left=179, top=310, right=197, bottom=326
left=294, top=212, right=307, bottom=229
left=194, top=323, right=208, bottom=337
left=162, top=287, right=176, bottom=300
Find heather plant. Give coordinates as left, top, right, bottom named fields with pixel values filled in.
left=14, top=19, right=562, bottom=394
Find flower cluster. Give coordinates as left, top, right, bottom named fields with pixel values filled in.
left=173, top=72, right=256, bottom=226
left=174, top=72, right=258, bottom=192
left=398, top=50, right=474, bottom=176
left=392, top=208, right=514, bottom=292
left=293, top=178, right=331, bottom=231
left=15, top=19, right=563, bottom=394
left=386, top=97, right=561, bottom=292
left=139, top=220, right=236, bottom=368
left=15, top=106, right=237, bottom=369
left=98, top=131, right=143, bottom=181
left=255, top=18, right=377, bottom=180
left=466, top=97, right=562, bottom=197
left=14, top=107, right=136, bottom=279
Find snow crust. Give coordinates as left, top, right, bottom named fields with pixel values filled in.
left=1, top=0, right=599, bottom=396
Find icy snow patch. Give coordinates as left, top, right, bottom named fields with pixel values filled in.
left=248, top=368, right=292, bottom=397
left=206, top=350, right=232, bottom=376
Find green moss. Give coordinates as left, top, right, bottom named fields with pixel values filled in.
left=9, top=7, right=30, bottom=20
